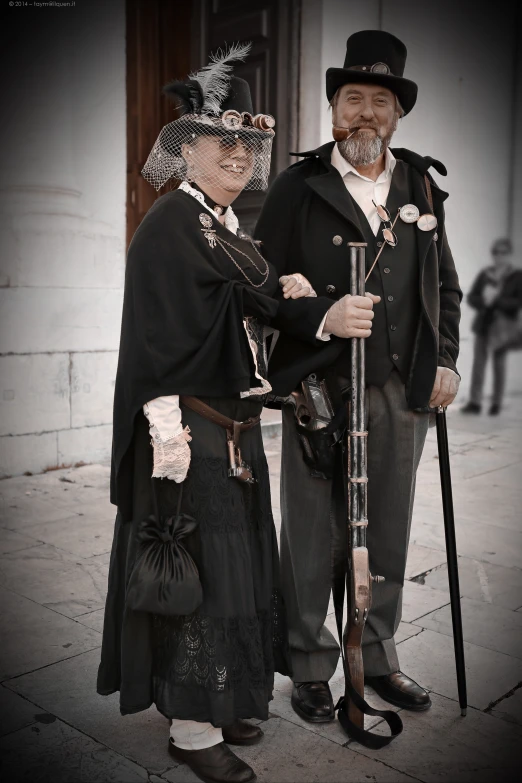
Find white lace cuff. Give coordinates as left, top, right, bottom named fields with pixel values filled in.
left=150, top=425, right=192, bottom=482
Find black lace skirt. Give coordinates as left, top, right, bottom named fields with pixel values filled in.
left=97, top=396, right=291, bottom=726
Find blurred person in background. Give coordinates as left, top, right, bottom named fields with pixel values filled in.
left=462, top=238, right=522, bottom=415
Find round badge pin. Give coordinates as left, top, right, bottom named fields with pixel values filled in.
left=399, top=204, right=420, bottom=224
left=417, top=213, right=438, bottom=232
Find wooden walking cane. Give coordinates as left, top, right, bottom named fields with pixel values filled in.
left=436, top=407, right=468, bottom=716
left=334, top=243, right=403, bottom=747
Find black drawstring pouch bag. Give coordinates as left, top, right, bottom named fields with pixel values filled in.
left=126, top=479, right=203, bottom=616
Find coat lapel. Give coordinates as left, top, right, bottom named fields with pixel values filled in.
left=305, top=164, right=365, bottom=238
left=300, top=144, right=449, bottom=282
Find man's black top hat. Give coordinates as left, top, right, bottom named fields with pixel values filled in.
left=326, top=30, right=418, bottom=115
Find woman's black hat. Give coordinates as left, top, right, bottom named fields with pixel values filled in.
left=326, top=30, right=418, bottom=115
left=142, top=43, right=275, bottom=191
left=162, top=75, right=266, bottom=145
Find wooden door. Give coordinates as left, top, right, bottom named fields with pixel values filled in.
left=126, top=0, right=300, bottom=243
left=126, top=0, right=193, bottom=247
left=193, top=0, right=300, bottom=231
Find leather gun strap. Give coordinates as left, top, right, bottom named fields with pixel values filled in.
left=333, top=576, right=403, bottom=748
left=424, top=174, right=434, bottom=212
left=233, top=420, right=242, bottom=450
left=332, top=432, right=403, bottom=749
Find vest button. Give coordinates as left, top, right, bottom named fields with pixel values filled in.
left=392, top=353, right=399, bottom=360
left=383, top=267, right=390, bottom=274
left=326, top=284, right=336, bottom=295
left=387, top=295, right=394, bottom=302
left=390, top=324, right=397, bottom=331
left=332, top=235, right=343, bottom=246
left=377, top=241, right=383, bottom=248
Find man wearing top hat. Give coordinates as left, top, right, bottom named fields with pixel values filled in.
left=255, top=30, right=462, bottom=719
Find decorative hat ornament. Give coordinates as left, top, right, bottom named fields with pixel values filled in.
left=142, top=42, right=275, bottom=191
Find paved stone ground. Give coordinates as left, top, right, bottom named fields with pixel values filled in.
left=1, top=396, right=521, bottom=782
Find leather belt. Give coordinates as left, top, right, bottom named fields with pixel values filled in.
left=179, top=396, right=261, bottom=432
left=179, top=396, right=260, bottom=484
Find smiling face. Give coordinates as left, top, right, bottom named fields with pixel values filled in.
left=182, top=133, right=255, bottom=195
left=332, top=82, right=401, bottom=166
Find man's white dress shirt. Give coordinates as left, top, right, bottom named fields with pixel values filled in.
left=330, top=144, right=396, bottom=236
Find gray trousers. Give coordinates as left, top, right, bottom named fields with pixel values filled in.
left=279, top=370, right=429, bottom=680
left=469, top=333, right=507, bottom=407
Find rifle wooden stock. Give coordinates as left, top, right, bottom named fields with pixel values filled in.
left=344, top=546, right=371, bottom=726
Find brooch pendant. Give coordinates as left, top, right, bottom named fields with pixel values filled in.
left=201, top=228, right=217, bottom=249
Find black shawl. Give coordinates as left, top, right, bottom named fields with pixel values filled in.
left=111, top=189, right=279, bottom=515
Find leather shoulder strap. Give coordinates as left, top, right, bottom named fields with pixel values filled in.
left=424, top=174, right=434, bottom=212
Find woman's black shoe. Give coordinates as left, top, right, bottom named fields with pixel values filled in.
left=365, top=671, right=431, bottom=711
left=461, top=402, right=481, bottom=414
left=291, top=681, right=335, bottom=722
left=488, top=404, right=501, bottom=415
left=168, top=739, right=256, bottom=783
left=222, top=720, right=263, bottom=746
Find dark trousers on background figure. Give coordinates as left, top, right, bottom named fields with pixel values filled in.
left=468, top=333, right=507, bottom=408
left=279, top=370, right=430, bottom=681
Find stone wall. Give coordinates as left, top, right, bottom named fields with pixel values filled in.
left=0, top=2, right=126, bottom=477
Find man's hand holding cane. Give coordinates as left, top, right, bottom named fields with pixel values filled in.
left=324, top=292, right=381, bottom=338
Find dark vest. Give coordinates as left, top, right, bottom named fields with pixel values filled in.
left=334, top=161, right=420, bottom=386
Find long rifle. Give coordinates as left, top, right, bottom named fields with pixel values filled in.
left=334, top=242, right=403, bottom=747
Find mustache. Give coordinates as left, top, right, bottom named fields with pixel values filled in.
left=350, top=124, right=381, bottom=132
left=332, top=123, right=382, bottom=141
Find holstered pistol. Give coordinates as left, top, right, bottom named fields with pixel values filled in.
left=227, top=429, right=255, bottom=484
left=285, top=374, right=343, bottom=479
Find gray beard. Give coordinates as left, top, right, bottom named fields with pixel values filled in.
left=337, top=133, right=384, bottom=166
left=337, top=118, right=398, bottom=166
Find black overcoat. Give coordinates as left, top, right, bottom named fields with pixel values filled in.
left=255, top=142, right=463, bottom=410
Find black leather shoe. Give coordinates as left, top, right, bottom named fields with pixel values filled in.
left=461, top=402, right=481, bottom=414
left=291, top=681, right=335, bottom=723
left=168, top=739, right=256, bottom=783
left=489, top=403, right=501, bottom=416
left=222, top=720, right=263, bottom=746
left=365, top=671, right=431, bottom=711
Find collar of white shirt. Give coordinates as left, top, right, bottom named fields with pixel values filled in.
left=330, top=143, right=396, bottom=184
left=179, top=180, right=239, bottom=236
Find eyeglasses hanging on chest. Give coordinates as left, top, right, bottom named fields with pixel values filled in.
left=366, top=199, right=438, bottom=282
left=365, top=200, right=400, bottom=281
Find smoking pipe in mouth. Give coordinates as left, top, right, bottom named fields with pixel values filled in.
left=332, top=126, right=357, bottom=142
left=332, top=126, right=380, bottom=141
